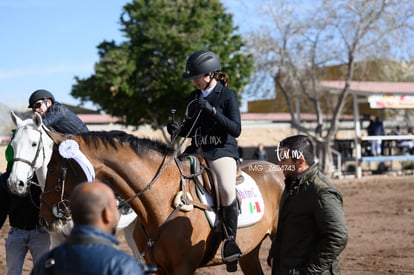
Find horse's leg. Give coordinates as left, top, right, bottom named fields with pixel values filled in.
left=49, top=221, right=73, bottom=248
left=239, top=243, right=264, bottom=275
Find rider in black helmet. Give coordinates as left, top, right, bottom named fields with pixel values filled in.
left=168, top=50, right=242, bottom=272
left=28, top=89, right=56, bottom=108
left=28, top=89, right=88, bottom=134
left=182, top=50, right=221, bottom=78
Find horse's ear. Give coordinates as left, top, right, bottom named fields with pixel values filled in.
left=33, top=112, right=43, bottom=129
left=10, top=111, right=22, bottom=126
left=46, top=130, right=66, bottom=145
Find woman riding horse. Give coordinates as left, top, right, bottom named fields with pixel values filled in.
left=167, top=50, right=242, bottom=272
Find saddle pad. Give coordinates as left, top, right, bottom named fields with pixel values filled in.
left=196, top=171, right=265, bottom=228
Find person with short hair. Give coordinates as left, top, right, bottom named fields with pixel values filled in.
left=268, top=135, right=348, bottom=275
left=28, top=89, right=88, bottom=134
left=31, top=180, right=144, bottom=275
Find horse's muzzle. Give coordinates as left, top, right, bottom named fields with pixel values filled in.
left=7, top=178, right=29, bottom=196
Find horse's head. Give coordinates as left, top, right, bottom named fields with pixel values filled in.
left=7, top=111, right=53, bottom=195
left=39, top=133, right=88, bottom=232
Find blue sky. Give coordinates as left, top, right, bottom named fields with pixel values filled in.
left=0, top=0, right=263, bottom=111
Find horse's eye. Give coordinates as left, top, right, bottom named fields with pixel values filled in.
left=32, top=142, right=37, bottom=147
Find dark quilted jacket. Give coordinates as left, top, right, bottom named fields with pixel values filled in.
left=42, top=101, right=89, bottom=134
left=269, top=163, right=348, bottom=275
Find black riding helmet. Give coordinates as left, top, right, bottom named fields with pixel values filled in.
left=28, top=89, right=55, bottom=108
left=182, top=50, right=221, bottom=80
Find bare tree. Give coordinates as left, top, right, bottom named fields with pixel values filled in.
left=245, top=0, right=414, bottom=175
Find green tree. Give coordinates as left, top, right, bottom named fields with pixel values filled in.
left=71, top=0, right=252, bottom=139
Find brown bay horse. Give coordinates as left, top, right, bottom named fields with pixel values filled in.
left=40, top=130, right=284, bottom=275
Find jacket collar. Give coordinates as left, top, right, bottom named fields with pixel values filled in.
left=71, top=224, right=119, bottom=245
left=285, top=162, right=319, bottom=188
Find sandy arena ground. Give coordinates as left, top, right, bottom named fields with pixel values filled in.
left=1, top=146, right=414, bottom=274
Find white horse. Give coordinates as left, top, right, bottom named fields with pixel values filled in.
left=7, top=111, right=141, bottom=261
left=8, top=111, right=52, bottom=195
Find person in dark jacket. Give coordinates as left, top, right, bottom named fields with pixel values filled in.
left=0, top=131, right=50, bottom=275
left=268, top=135, right=348, bottom=275
left=167, top=50, right=242, bottom=272
left=31, top=180, right=144, bottom=275
left=366, top=115, right=384, bottom=156
left=28, top=89, right=88, bottom=134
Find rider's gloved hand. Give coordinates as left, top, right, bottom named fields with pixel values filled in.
left=167, top=121, right=181, bottom=136
left=198, top=98, right=215, bottom=115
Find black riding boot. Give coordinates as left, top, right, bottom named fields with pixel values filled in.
left=221, top=199, right=242, bottom=272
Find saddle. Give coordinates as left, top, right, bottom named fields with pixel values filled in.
left=174, top=154, right=243, bottom=212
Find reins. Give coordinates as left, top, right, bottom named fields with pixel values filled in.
left=168, top=98, right=201, bottom=148
left=119, top=99, right=203, bottom=207
left=117, top=99, right=207, bottom=264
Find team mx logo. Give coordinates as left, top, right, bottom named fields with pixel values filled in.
left=274, top=142, right=304, bottom=162
left=193, top=128, right=222, bottom=147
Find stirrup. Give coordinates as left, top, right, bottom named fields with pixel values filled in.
left=221, top=239, right=242, bottom=263
left=222, top=239, right=241, bottom=272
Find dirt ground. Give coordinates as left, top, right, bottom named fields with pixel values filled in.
left=1, top=175, right=413, bottom=274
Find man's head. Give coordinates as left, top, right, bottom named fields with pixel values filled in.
left=28, top=89, right=55, bottom=115
left=277, top=135, right=315, bottom=178
left=70, top=180, right=120, bottom=235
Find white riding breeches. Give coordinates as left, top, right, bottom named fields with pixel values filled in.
left=207, top=157, right=237, bottom=206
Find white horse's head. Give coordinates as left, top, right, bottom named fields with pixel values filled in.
left=7, top=111, right=53, bottom=195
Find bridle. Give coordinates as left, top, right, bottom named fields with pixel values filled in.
left=119, top=98, right=202, bottom=207
left=41, top=157, right=72, bottom=221
left=12, top=126, right=46, bottom=187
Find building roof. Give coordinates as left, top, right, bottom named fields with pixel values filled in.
left=77, top=114, right=120, bottom=124
left=319, top=81, right=414, bottom=96
left=60, top=103, right=121, bottom=124
left=241, top=112, right=354, bottom=122
left=62, top=103, right=100, bottom=114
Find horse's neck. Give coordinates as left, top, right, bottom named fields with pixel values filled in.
left=91, top=149, right=178, bottom=223
left=35, top=167, right=48, bottom=191
left=36, top=129, right=54, bottom=190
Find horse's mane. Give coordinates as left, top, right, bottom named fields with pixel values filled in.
left=77, top=130, right=176, bottom=156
